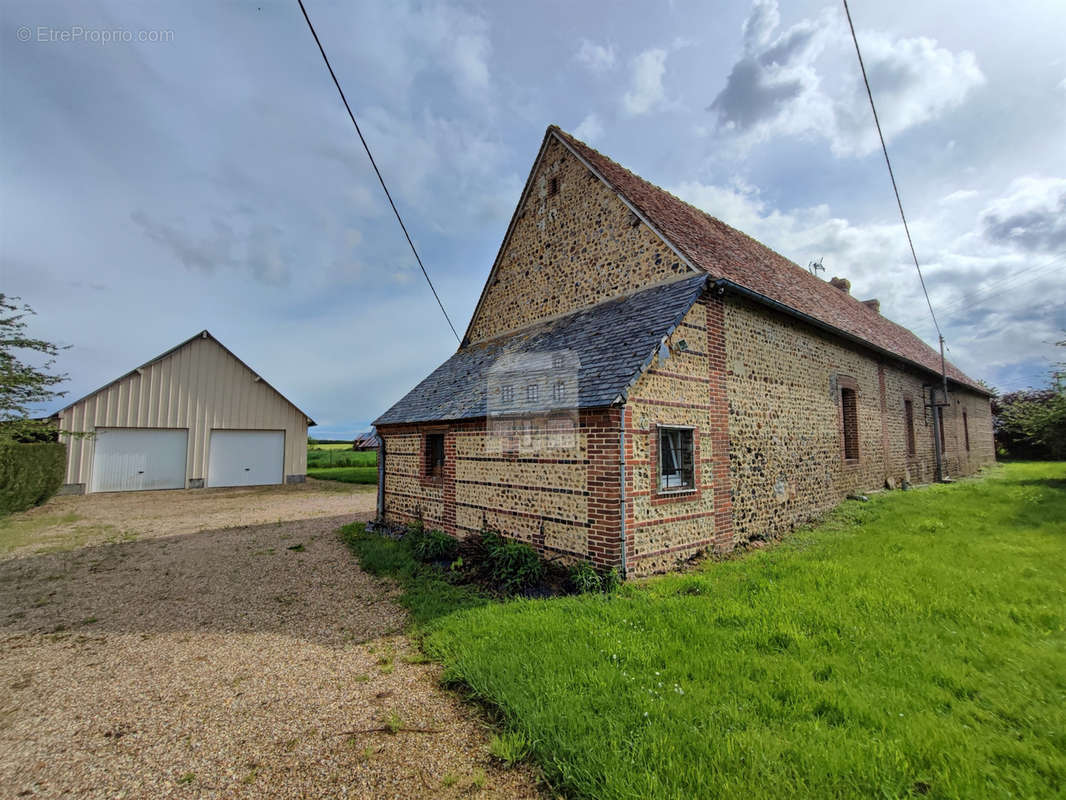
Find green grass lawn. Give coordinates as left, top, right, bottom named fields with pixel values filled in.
left=307, top=465, right=377, bottom=484
left=346, top=462, right=1066, bottom=799
left=307, top=447, right=377, bottom=470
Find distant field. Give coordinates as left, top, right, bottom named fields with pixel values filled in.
left=307, top=466, right=377, bottom=485
left=307, top=447, right=377, bottom=469
left=311, top=443, right=358, bottom=450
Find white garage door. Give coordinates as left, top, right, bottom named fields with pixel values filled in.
left=208, top=430, right=284, bottom=488
left=91, top=428, right=188, bottom=492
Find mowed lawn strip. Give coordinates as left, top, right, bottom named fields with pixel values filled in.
left=307, top=466, right=377, bottom=484
left=403, top=462, right=1064, bottom=799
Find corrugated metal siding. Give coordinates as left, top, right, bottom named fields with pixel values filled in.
left=59, top=336, right=308, bottom=488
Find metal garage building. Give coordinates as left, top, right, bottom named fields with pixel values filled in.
left=57, top=330, right=315, bottom=494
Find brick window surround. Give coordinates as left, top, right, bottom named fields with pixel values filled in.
left=419, top=428, right=447, bottom=486
left=904, top=397, right=917, bottom=456
left=650, top=425, right=702, bottom=505
left=838, top=376, right=859, bottom=465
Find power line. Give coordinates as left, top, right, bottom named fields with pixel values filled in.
left=297, top=0, right=461, bottom=343
left=938, top=255, right=1066, bottom=316
left=842, top=0, right=941, bottom=341
left=940, top=254, right=1066, bottom=312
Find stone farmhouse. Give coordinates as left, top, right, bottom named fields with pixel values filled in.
left=374, top=125, right=995, bottom=575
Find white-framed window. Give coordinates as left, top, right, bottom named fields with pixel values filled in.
left=659, top=427, right=695, bottom=490
left=501, top=385, right=514, bottom=404
left=527, top=383, right=539, bottom=402
left=552, top=380, right=566, bottom=402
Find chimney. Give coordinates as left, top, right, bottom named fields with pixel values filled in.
left=862, top=298, right=881, bottom=314
left=829, top=277, right=851, bottom=294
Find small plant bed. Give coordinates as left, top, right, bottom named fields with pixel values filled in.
left=339, top=522, right=618, bottom=625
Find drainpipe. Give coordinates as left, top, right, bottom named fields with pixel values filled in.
left=938, top=335, right=951, bottom=482
left=376, top=436, right=385, bottom=521
left=930, top=385, right=945, bottom=483
left=619, top=405, right=628, bottom=578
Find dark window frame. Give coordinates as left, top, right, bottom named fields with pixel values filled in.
left=838, top=376, right=860, bottom=464
left=963, top=410, right=970, bottom=451
left=904, top=398, right=916, bottom=456
left=424, top=432, right=445, bottom=480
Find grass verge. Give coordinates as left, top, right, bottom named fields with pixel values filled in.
left=347, top=463, right=1066, bottom=799
left=339, top=523, right=486, bottom=626
left=307, top=466, right=378, bottom=484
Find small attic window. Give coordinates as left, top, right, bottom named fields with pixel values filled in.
left=548, top=177, right=559, bottom=196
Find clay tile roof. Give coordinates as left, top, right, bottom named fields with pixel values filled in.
left=550, top=126, right=987, bottom=394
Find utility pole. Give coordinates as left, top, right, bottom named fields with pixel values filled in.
left=930, top=334, right=950, bottom=483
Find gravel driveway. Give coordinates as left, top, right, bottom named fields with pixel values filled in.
left=0, top=484, right=540, bottom=798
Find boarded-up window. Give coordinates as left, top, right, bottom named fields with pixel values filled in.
left=425, top=433, right=445, bottom=478
left=963, top=411, right=970, bottom=451
left=841, top=387, right=859, bottom=461
left=659, top=428, right=694, bottom=490
left=904, top=399, right=916, bottom=456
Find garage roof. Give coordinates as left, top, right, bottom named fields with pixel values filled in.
left=57, top=330, right=316, bottom=425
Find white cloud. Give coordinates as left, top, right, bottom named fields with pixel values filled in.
left=623, top=48, right=669, bottom=115
left=576, top=39, right=616, bottom=73
left=573, top=113, right=605, bottom=143
left=940, top=189, right=978, bottom=204
left=669, top=177, right=1064, bottom=385
left=708, top=0, right=985, bottom=156
left=832, top=33, right=985, bottom=156
left=979, top=176, right=1066, bottom=252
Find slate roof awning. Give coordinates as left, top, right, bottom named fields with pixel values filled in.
left=375, top=274, right=708, bottom=426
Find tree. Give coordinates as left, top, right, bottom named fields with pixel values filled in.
left=0, top=294, right=68, bottom=442
left=993, top=338, right=1066, bottom=460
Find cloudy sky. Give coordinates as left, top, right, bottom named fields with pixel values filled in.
left=3, top=0, right=1064, bottom=438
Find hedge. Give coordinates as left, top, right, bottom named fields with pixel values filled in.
left=0, top=442, right=66, bottom=514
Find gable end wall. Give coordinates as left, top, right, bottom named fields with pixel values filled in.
left=466, top=136, right=692, bottom=343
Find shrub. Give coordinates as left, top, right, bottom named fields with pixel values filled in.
left=481, top=529, right=544, bottom=594
left=411, top=529, right=459, bottom=563
left=569, top=561, right=602, bottom=594
left=602, top=567, right=621, bottom=594
left=0, top=442, right=66, bottom=514
left=569, top=561, right=622, bottom=594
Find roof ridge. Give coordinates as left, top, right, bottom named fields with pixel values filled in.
left=549, top=125, right=987, bottom=394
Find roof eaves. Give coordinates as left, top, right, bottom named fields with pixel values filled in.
left=715, top=279, right=992, bottom=396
